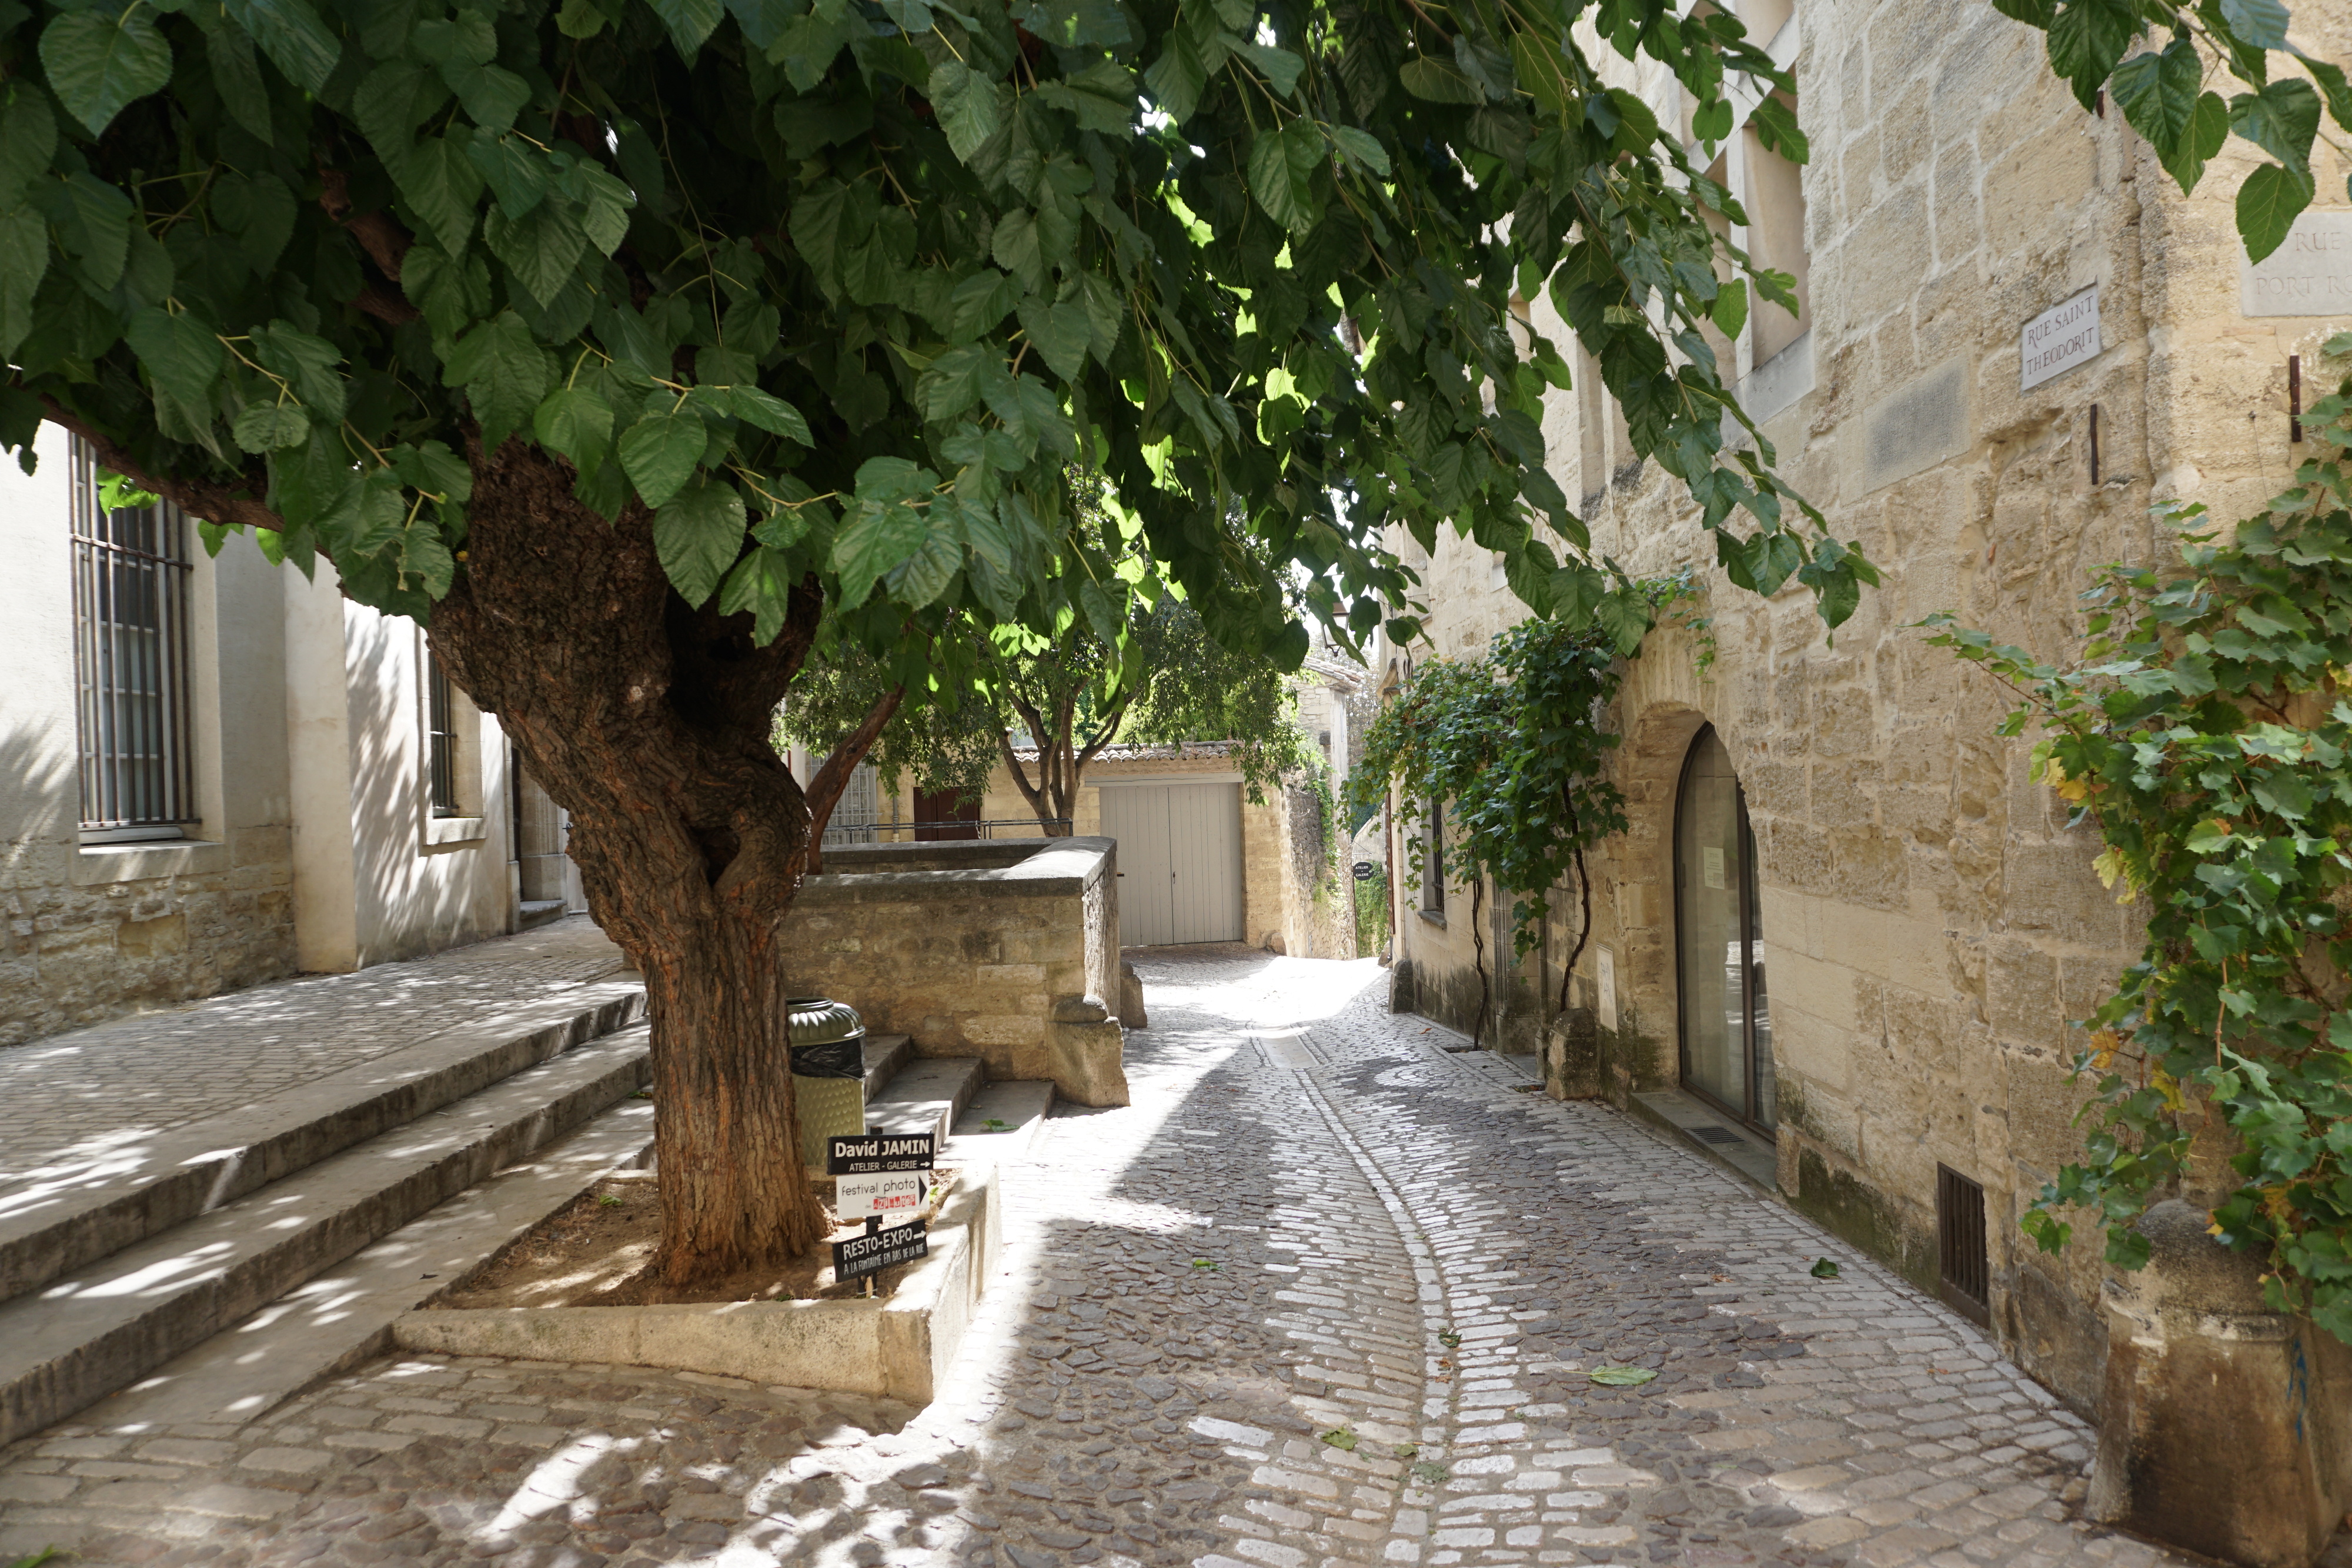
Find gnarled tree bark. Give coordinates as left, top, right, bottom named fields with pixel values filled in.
left=424, top=439, right=832, bottom=1283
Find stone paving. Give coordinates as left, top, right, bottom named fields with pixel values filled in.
left=0, top=918, right=630, bottom=1191
left=4, top=947, right=2344, bottom=1568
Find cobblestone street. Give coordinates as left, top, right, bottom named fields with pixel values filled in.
left=1, top=950, right=2325, bottom=1568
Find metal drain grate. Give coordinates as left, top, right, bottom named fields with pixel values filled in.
left=1683, top=1125, right=1745, bottom=1146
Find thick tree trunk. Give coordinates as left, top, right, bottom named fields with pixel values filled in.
left=426, top=439, right=828, bottom=1284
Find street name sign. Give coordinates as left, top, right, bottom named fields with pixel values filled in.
left=2020, top=285, right=2100, bottom=391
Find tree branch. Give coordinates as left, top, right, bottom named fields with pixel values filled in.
left=997, top=727, right=1048, bottom=821
left=318, top=170, right=421, bottom=325
left=37, top=397, right=280, bottom=531
left=803, top=682, right=905, bottom=873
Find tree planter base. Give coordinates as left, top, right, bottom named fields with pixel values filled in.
left=389, top=1164, right=1000, bottom=1405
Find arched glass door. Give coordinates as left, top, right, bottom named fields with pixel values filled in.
left=1675, top=726, right=1775, bottom=1131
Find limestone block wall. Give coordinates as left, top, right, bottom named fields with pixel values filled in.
left=781, top=838, right=1122, bottom=1095
left=1374, top=0, right=2352, bottom=1415
left=0, top=424, right=298, bottom=1047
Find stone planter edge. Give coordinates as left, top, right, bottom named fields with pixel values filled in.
left=387, top=1163, right=1001, bottom=1406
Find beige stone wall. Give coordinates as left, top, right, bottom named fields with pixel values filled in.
left=1, top=423, right=529, bottom=1048
left=0, top=424, right=299, bottom=1047
left=1378, top=0, right=2352, bottom=1412
left=780, top=838, right=1121, bottom=1098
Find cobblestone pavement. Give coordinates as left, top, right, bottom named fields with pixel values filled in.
left=5, top=948, right=2340, bottom=1568
left=0, top=917, right=630, bottom=1190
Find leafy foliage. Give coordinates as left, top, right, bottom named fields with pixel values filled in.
left=779, top=579, right=1318, bottom=828
left=1345, top=611, right=1636, bottom=964
left=1922, top=335, right=2352, bottom=1344
left=0, top=0, right=1881, bottom=680
left=2016, top=0, right=2352, bottom=260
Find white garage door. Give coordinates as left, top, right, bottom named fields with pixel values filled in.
left=1100, top=781, right=1244, bottom=945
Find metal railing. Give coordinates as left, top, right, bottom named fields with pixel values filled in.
left=71, top=443, right=197, bottom=834
left=824, top=817, right=1074, bottom=845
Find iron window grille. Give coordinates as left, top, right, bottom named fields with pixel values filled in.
left=427, top=654, right=460, bottom=817
left=71, top=440, right=198, bottom=839
left=1936, top=1164, right=1992, bottom=1324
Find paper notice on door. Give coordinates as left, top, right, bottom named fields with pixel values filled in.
left=1702, top=846, right=1726, bottom=890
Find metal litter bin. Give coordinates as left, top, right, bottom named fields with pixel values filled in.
left=787, top=997, right=867, bottom=1169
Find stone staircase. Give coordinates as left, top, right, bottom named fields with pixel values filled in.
left=0, top=991, right=1051, bottom=1449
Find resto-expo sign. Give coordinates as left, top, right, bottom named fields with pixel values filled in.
left=2020, top=285, right=2100, bottom=391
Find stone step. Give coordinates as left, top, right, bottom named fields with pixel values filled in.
left=0, top=1027, right=652, bottom=1448
left=943, top=1079, right=1056, bottom=1167
left=865, top=1056, right=986, bottom=1147
left=861, top=1032, right=914, bottom=1101
left=0, top=981, right=646, bottom=1312
left=516, top=899, right=569, bottom=931
left=71, top=1096, right=657, bottom=1435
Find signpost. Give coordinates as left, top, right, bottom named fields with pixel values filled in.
left=1351, top=861, right=1376, bottom=882
left=827, top=1132, right=936, bottom=1285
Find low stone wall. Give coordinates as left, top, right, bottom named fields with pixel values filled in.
left=781, top=838, right=1128, bottom=1106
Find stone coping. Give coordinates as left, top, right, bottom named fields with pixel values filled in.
left=801, top=837, right=1114, bottom=901
left=389, top=1163, right=1001, bottom=1405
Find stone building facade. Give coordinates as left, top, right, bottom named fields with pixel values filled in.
left=1377, top=0, right=2352, bottom=1426
left=1, top=422, right=584, bottom=1049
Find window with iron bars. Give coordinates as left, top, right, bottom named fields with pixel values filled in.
left=71, top=440, right=198, bottom=841
left=427, top=654, right=460, bottom=818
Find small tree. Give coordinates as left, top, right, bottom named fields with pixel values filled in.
left=781, top=584, right=1317, bottom=837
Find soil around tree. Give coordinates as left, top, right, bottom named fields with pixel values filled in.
left=437, top=1170, right=958, bottom=1308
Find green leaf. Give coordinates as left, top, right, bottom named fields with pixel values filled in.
left=40, top=7, right=173, bottom=136
left=650, top=0, right=726, bottom=54
left=485, top=200, right=587, bottom=307
left=2219, top=0, right=2290, bottom=49
left=251, top=320, right=348, bottom=420
left=2238, top=161, right=2315, bottom=263
left=831, top=459, right=934, bottom=607
left=1017, top=296, right=1093, bottom=382
left=222, top=0, right=344, bottom=94
left=2044, top=0, right=2133, bottom=111
left=619, top=405, right=709, bottom=507
left=1248, top=121, right=1325, bottom=235
left=210, top=172, right=298, bottom=272
left=1399, top=54, right=1483, bottom=104
left=1710, top=278, right=1748, bottom=339
left=950, top=269, right=1021, bottom=344
left=1327, top=124, right=1391, bottom=176
left=653, top=480, right=749, bottom=607
left=2163, top=91, right=2232, bottom=194
left=1587, top=1364, right=1658, bottom=1386
left=919, top=345, right=1005, bottom=422
left=0, top=208, right=48, bottom=362
left=1809, top=1256, right=1840, bottom=1279
left=930, top=62, right=1005, bottom=162
left=727, top=386, right=813, bottom=444
left=443, top=311, right=553, bottom=455
left=44, top=171, right=132, bottom=292
left=2109, top=38, right=2203, bottom=156
left=126, top=307, right=225, bottom=408
left=1231, top=41, right=1304, bottom=98
left=204, top=28, right=275, bottom=143
left=400, top=517, right=456, bottom=598
left=2231, top=79, right=2321, bottom=171
left=467, top=131, right=551, bottom=219
left=533, top=384, right=615, bottom=471
left=0, top=91, right=58, bottom=209
left=1142, top=34, right=1210, bottom=123
left=232, top=403, right=311, bottom=453
left=442, top=58, right=532, bottom=133
left=398, top=137, right=488, bottom=259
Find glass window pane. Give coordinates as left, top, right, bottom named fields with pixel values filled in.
left=1676, top=728, right=1746, bottom=1112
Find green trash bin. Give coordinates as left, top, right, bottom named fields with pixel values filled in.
left=788, top=996, right=866, bottom=1169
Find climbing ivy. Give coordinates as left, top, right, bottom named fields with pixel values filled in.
left=1348, top=604, right=1659, bottom=1038
left=1923, top=334, right=2352, bottom=1343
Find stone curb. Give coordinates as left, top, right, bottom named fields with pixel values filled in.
left=390, top=1160, right=1003, bottom=1405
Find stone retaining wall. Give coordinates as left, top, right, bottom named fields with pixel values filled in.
left=781, top=838, right=1128, bottom=1106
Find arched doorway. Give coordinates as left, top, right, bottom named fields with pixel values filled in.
left=1674, top=726, right=1775, bottom=1131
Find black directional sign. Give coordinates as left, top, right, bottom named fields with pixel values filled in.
left=834, top=1222, right=928, bottom=1281
left=827, top=1132, right=936, bottom=1175
left=1352, top=861, right=1377, bottom=881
